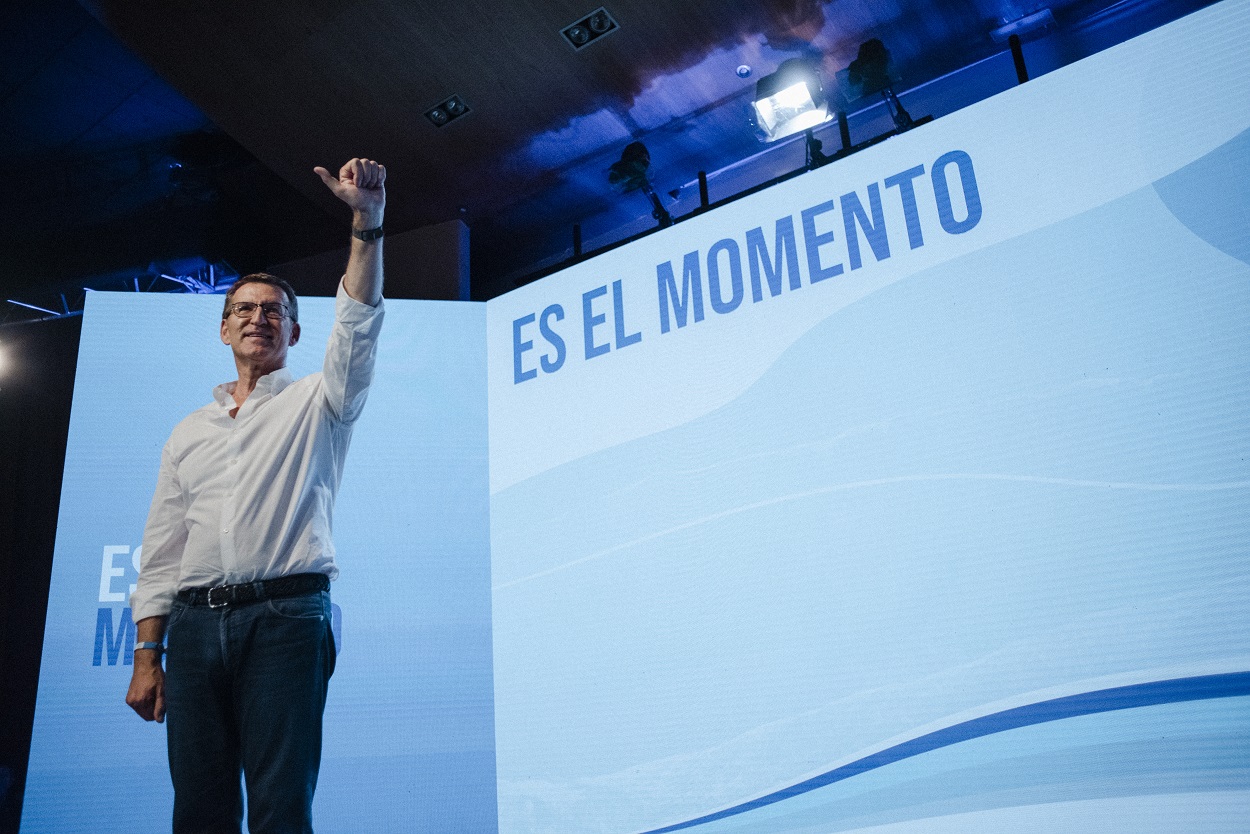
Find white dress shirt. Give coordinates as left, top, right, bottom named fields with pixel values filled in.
left=130, top=282, right=384, bottom=622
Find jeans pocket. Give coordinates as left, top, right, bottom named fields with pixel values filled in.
left=265, top=591, right=329, bottom=620
left=166, top=600, right=189, bottom=630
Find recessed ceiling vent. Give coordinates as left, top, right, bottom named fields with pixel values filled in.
left=562, top=7, right=618, bottom=50
left=425, top=94, right=470, bottom=128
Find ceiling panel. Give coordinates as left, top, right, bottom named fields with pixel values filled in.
left=0, top=0, right=1217, bottom=313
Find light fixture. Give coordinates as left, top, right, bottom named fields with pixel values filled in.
left=990, top=7, right=1055, bottom=84
left=846, top=39, right=914, bottom=131
left=562, top=7, right=619, bottom=51
left=751, top=58, right=831, bottom=143
left=990, top=8, right=1055, bottom=42
left=607, top=142, right=672, bottom=228
left=425, top=94, right=471, bottom=128
left=587, top=9, right=613, bottom=33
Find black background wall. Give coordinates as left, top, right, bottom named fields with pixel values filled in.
left=0, top=318, right=81, bottom=833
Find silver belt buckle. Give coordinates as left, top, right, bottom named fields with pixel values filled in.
left=207, top=584, right=232, bottom=608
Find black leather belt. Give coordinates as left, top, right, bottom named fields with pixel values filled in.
left=177, top=572, right=329, bottom=609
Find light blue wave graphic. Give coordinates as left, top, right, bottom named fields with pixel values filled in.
left=1154, top=126, right=1250, bottom=267
left=637, top=673, right=1250, bottom=832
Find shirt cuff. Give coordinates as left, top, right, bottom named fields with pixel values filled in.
left=130, top=587, right=175, bottom=622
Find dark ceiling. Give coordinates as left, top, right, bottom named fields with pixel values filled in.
left=0, top=0, right=1212, bottom=317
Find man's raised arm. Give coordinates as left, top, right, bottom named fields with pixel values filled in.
left=314, top=158, right=386, bottom=306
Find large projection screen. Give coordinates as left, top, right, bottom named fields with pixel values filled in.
left=487, top=3, right=1250, bottom=832
left=22, top=2, right=1250, bottom=832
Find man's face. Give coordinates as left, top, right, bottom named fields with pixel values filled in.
left=220, top=282, right=300, bottom=373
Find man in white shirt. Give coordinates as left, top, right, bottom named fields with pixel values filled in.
left=126, top=157, right=387, bottom=833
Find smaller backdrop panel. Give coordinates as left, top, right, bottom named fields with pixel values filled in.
left=21, top=294, right=496, bottom=833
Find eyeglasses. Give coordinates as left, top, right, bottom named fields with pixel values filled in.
left=225, top=301, right=292, bottom=321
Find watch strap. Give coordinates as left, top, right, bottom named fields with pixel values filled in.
left=352, top=225, right=384, bottom=242
left=135, top=641, right=164, bottom=654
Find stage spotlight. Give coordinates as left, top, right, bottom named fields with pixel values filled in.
left=608, top=141, right=673, bottom=228
left=990, top=8, right=1056, bottom=42
left=846, top=39, right=914, bottom=130
left=751, top=58, right=831, bottom=143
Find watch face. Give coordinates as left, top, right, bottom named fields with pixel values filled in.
left=354, top=226, right=383, bottom=241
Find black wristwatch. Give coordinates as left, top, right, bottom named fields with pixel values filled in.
left=352, top=225, right=384, bottom=242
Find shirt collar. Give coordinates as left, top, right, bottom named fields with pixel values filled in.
left=212, top=366, right=295, bottom=411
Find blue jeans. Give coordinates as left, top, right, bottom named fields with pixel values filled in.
left=164, top=590, right=336, bottom=834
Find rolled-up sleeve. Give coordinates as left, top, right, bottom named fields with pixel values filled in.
left=321, top=278, right=384, bottom=423
left=130, top=443, right=189, bottom=621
